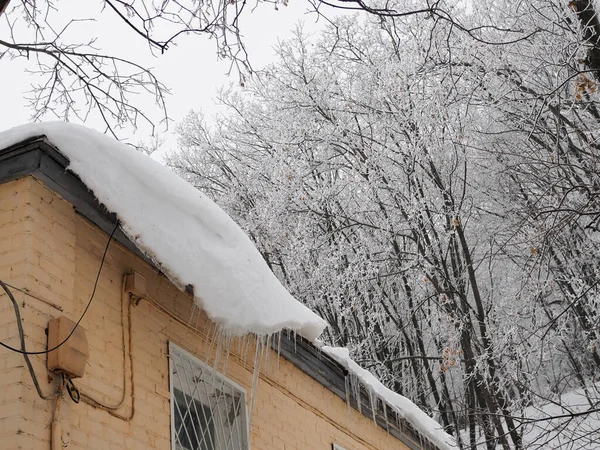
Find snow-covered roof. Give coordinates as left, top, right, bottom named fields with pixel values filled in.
left=0, top=122, right=455, bottom=450
left=0, top=122, right=327, bottom=341
left=323, top=346, right=457, bottom=450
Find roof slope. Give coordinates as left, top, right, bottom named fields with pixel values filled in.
left=324, top=346, right=457, bottom=450
left=0, top=122, right=327, bottom=341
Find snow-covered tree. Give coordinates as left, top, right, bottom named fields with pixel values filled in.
left=172, top=1, right=600, bottom=448
left=0, top=0, right=492, bottom=134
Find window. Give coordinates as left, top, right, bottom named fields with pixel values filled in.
left=169, top=342, right=249, bottom=450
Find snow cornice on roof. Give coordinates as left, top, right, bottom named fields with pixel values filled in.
left=0, top=122, right=327, bottom=342
left=0, top=134, right=151, bottom=263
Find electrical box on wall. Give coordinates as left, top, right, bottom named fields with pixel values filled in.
left=125, top=271, right=146, bottom=301
left=47, top=316, right=89, bottom=379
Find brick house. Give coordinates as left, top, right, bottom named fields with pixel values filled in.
left=0, top=123, right=454, bottom=450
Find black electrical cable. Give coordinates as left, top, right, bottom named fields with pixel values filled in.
left=0, top=221, right=119, bottom=355
left=0, top=278, right=49, bottom=399
left=1, top=281, right=62, bottom=309
left=65, top=376, right=81, bottom=403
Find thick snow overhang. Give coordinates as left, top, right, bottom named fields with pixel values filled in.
left=0, top=134, right=151, bottom=262
left=0, top=123, right=455, bottom=450
left=0, top=122, right=327, bottom=341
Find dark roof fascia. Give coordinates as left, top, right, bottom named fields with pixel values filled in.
left=276, top=334, right=427, bottom=450
left=0, top=136, right=438, bottom=450
left=0, top=136, right=153, bottom=265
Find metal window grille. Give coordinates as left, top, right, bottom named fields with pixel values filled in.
left=169, top=343, right=249, bottom=450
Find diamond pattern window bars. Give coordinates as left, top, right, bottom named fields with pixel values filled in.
left=169, top=343, right=249, bottom=450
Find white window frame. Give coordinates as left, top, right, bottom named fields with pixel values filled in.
left=169, top=342, right=250, bottom=450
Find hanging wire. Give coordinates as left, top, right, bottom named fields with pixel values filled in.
left=65, top=376, right=81, bottom=404
left=0, top=221, right=119, bottom=355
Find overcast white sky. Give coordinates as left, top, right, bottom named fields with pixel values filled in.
left=0, top=0, right=328, bottom=158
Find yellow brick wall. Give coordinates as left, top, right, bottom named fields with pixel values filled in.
left=0, top=176, right=413, bottom=450
left=0, top=178, right=33, bottom=449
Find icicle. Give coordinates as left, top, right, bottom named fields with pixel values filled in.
left=264, top=333, right=272, bottom=374
left=189, top=303, right=198, bottom=328
left=241, top=334, right=251, bottom=369
left=351, top=373, right=362, bottom=415
left=235, top=328, right=244, bottom=357
left=207, top=321, right=219, bottom=354
left=276, top=331, right=282, bottom=371
left=368, top=389, right=377, bottom=425
left=262, top=336, right=270, bottom=374
left=208, top=325, right=223, bottom=366
left=248, top=337, right=263, bottom=426
left=344, top=374, right=352, bottom=417
left=221, top=334, right=232, bottom=376
left=293, top=329, right=297, bottom=353
left=383, top=400, right=389, bottom=433
left=211, top=327, right=224, bottom=385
